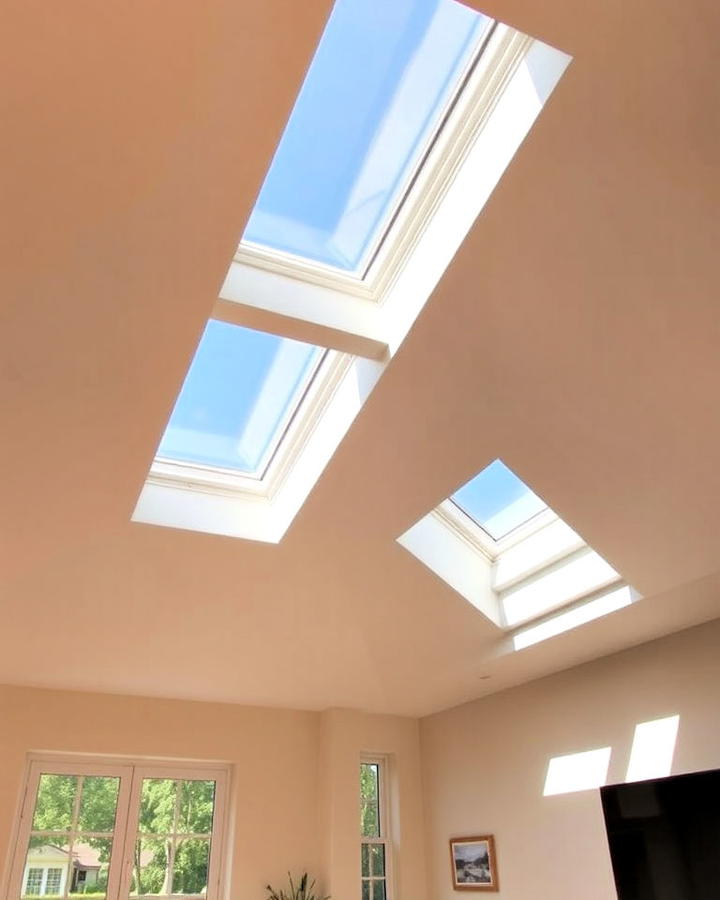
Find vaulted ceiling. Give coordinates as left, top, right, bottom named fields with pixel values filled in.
left=2, top=0, right=719, bottom=716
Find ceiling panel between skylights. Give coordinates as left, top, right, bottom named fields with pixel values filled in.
left=243, top=0, right=492, bottom=272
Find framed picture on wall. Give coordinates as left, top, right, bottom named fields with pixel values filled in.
left=449, top=835, right=498, bottom=891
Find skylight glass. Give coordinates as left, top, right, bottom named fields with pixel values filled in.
left=157, top=320, right=323, bottom=475
left=452, top=459, right=547, bottom=540
left=243, top=0, right=493, bottom=272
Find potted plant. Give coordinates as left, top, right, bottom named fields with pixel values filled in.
left=265, top=872, right=329, bottom=900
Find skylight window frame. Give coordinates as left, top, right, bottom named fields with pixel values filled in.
left=135, top=24, right=573, bottom=543
left=398, top=486, right=635, bottom=650
left=232, top=19, right=517, bottom=304
left=437, top=498, right=558, bottom=562
left=147, top=347, right=350, bottom=501
left=152, top=341, right=330, bottom=485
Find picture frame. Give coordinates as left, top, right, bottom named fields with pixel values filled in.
left=449, top=835, right=498, bottom=892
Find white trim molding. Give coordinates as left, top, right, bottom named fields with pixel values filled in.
left=398, top=498, right=639, bottom=650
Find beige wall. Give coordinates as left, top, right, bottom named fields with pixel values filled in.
left=420, top=618, right=720, bottom=900
left=0, top=688, right=426, bottom=900
left=319, top=709, right=426, bottom=900
left=6, top=617, right=720, bottom=900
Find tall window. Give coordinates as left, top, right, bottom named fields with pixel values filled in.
left=360, top=760, right=389, bottom=900
left=8, top=758, right=228, bottom=900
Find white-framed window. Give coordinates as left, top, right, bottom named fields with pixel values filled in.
left=7, top=756, right=229, bottom=900
left=360, top=759, right=390, bottom=900
left=43, top=872, right=61, bottom=897
left=23, top=871, right=42, bottom=896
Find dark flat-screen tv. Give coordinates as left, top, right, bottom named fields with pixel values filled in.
left=601, top=769, right=720, bottom=899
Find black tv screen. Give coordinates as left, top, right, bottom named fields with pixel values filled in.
left=601, top=769, right=720, bottom=899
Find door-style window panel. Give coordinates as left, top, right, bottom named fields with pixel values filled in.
left=360, top=761, right=389, bottom=900
left=9, top=760, right=228, bottom=900
left=130, top=778, right=216, bottom=899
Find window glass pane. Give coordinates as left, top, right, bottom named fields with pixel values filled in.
left=370, top=844, right=385, bottom=878
left=172, top=840, right=210, bottom=896
left=78, top=778, right=120, bottom=834
left=243, top=0, right=493, bottom=271
left=361, top=882, right=370, bottom=900
left=360, top=764, right=379, bottom=837
left=452, top=459, right=547, bottom=540
left=71, top=839, right=113, bottom=898
left=157, top=321, right=323, bottom=474
left=360, top=764, right=378, bottom=802
left=139, top=780, right=176, bottom=835
left=178, top=782, right=215, bottom=835
left=130, top=838, right=168, bottom=897
left=361, top=804, right=378, bottom=839
left=361, top=844, right=369, bottom=878
left=372, top=880, right=386, bottom=900
left=32, top=775, right=78, bottom=832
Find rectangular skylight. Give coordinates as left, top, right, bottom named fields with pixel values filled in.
left=452, top=459, right=547, bottom=541
left=156, top=320, right=323, bottom=476
left=242, top=0, right=493, bottom=272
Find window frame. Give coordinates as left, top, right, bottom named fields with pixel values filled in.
left=6, top=756, right=230, bottom=900
left=360, top=757, right=392, bottom=900
left=134, top=26, right=572, bottom=544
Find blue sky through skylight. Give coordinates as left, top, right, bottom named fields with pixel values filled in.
left=243, top=0, right=492, bottom=271
left=452, top=459, right=547, bottom=540
left=157, top=321, right=322, bottom=474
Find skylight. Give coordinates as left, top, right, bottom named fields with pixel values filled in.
left=137, top=14, right=574, bottom=543
left=243, top=0, right=493, bottom=272
left=452, top=459, right=547, bottom=540
left=157, top=320, right=323, bottom=476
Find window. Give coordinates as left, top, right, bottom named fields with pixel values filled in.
left=156, top=320, right=325, bottom=476
left=360, top=761, right=389, bottom=900
left=398, top=460, right=635, bottom=648
left=24, top=871, right=42, bottom=896
left=243, top=0, right=493, bottom=272
left=9, top=758, right=228, bottom=900
left=134, top=12, right=572, bottom=543
left=451, top=459, right=547, bottom=541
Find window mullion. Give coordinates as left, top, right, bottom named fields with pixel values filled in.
left=114, top=767, right=143, bottom=900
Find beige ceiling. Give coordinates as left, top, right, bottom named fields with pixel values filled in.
left=2, top=0, right=719, bottom=717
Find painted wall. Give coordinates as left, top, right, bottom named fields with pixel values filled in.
left=0, top=687, right=426, bottom=900
left=420, top=618, right=720, bottom=900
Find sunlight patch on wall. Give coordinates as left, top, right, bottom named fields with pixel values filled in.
left=543, top=747, right=612, bottom=796
left=625, top=715, right=680, bottom=783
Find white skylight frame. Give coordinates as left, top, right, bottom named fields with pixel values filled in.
left=398, top=479, right=639, bottom=650
left=234, top=18, right=500, bottom=296
left=134, top=24, right=572, bottom=543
